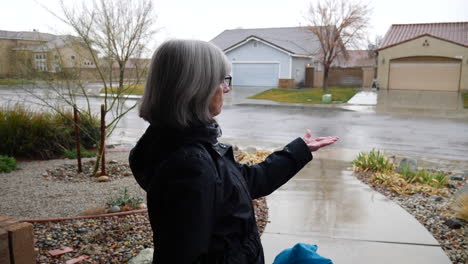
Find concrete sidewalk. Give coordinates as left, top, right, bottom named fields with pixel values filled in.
left=260, top=149, right=451, bottom=264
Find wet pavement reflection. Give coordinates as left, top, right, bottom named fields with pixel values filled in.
left=261, top=156, right=451, bottom=264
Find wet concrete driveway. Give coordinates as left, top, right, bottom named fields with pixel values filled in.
left=259, top=152, right=451, bottom=263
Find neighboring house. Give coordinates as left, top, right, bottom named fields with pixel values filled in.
left=210, top=27, right=375, bottom=88
left=377, top=22, right=468, bottom=91
left=0, top=30, right=96, bottom=78
left=210, top=27, right=321, bottom=88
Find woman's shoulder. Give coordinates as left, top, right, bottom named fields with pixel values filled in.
left=164, top=142, right=215, bottom=168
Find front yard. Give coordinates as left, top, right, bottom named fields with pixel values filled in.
left=249, top=87, right=358, bottom=104
left=100, top=83, right=145, bottom=95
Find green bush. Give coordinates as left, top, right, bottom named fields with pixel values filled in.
left=352, top=149, right=394, bottom=172
left=0, top=155, right=16, bottom=173
left=108, top=187, right=143, bottom=208
left=63, top=145, right=96, bottom=159
left=400, top=165, right=448, bottom=188
left=0, top=105, right=100, bottom=159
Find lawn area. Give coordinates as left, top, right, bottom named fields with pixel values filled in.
left=249, top=87, right=359, bottom=104
left=463, top=91, right=468, bottom=109
left=100, top=83, right=145, bottom=95
left=0, top=79, right=34, bottom=85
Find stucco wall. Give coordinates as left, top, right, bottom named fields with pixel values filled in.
left=292, top=57, right=313, bottom=86
left=226, top=40, right=291, bottom=79
left=0, top=39, right=16, bottom=77
left=378, top=36, right=468, bottom=90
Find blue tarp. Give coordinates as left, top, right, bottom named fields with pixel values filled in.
left=273, top=243, right=333, bottom=264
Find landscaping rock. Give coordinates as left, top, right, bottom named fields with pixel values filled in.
left=429, top=195, right=443, bottom=202
left=128, top=248, right=153, bottom=264
left=444, top=218, right=463, bottom=229
left=397, top=158, right=417, bottom=173
left=97, top=176, right=110, bottom=182
left=450, top=175, right=464, bottom=181
left=108, top=206, right=121, bottom=213
left=136, top=203, right=147, bottom=209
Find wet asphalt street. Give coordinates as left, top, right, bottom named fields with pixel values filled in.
left=216, top=104, right=468, bottom=161
left=1, top=86, right=467, bottom=161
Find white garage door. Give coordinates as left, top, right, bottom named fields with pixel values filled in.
left=232, top=63, right=279, bottom=87
left=389, top=61, right=461, bottom=91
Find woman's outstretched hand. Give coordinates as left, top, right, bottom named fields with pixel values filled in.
left=302, top=129, right=339, bottom=152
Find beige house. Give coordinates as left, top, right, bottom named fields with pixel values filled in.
left=0, top=30, right=96, bottom=78
left=377, top=22, right=468, bottom=91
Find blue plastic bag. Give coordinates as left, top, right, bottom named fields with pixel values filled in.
left=273, top=243, right=333, bottom=264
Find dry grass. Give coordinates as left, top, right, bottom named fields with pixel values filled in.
left=368, top=170, right=449, bottom=196
left=452, top=193, right=468, bottom=221
left=235, top=150, right=272, bottom=165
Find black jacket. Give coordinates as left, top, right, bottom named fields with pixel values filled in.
left=129, top=123, right=312, bottom=264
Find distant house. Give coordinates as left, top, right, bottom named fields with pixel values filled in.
left=0, top=30, right=96, bottom=78
left=210, top=27, right=375, bottom=88
left=377, top=22, right=468, bottom=91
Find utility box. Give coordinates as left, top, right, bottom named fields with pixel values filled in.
left=322, top=94, right=332, bottom=103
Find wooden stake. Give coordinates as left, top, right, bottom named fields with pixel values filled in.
left=100, top=104, right=106, bottom=176
left=73, top=106, right=82, bottom=173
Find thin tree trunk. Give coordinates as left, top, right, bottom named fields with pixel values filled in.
left=100, top=104, right=106, bottom=176
left=73, top=106, right=82, bottom=173
left=323, top=67, right=330, bottom=93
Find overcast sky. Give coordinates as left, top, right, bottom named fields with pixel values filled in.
left=1, top=0, right=467, bottom=53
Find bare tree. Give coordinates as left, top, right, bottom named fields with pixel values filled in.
left=28, top=0, right=157, bottom=175
left=305, top=0, right=371, bottom=92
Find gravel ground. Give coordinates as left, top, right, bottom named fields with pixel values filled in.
left=0, top=152, right=145, bottom=219
left=1, top=150, right=270, bottom=263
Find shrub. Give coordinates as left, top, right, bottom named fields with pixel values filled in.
left=107, top=187, right=143, bottom=209
left=0, top=105, right=100, bottom=159
left=352, top=149, right=393, bottom=172
left=353, top=150, right=449, bottom=195
left=400, top=165, right=448, bottom=188
left=0, top=155, right=16, bottom=173
left=63, top=146, right=96, bottom=159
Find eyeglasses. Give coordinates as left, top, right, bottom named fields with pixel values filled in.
left=224, top=75, right=232, bottom=87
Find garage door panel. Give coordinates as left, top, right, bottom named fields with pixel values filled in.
left=389, top=62, right=460, bottom=91
left=233, top=63, right=279, bottom=87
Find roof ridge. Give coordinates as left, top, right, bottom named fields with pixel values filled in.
left=225, top=26, right=322, bottom=31
left=391, top=21, right=468, bottom=26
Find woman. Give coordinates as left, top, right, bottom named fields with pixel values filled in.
left=129, top=39, right=338, bottom=264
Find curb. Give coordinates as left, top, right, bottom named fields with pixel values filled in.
left=20, top=209, right=148, bottom=223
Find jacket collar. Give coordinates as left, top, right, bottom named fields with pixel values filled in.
left=149, top=122, right=222, bottom=147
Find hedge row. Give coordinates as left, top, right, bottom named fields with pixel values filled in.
left=0, top=105, right=100, bottom=159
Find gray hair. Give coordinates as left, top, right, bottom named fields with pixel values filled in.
left=139, top=39, right=231, bottom=129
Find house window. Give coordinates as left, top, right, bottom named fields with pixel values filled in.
left=34, top=53, right=47, bottom=72
left=71, top=55, right=75, bottom=60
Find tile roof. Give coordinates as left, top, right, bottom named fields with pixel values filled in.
left=379, top=22, right=468, bottom=50
left=210, top=27, right=322, bottom=56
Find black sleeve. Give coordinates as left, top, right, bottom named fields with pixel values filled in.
left=237, top=138, right=313, bottom=199
left=155, top=153, right=217, bottom=264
